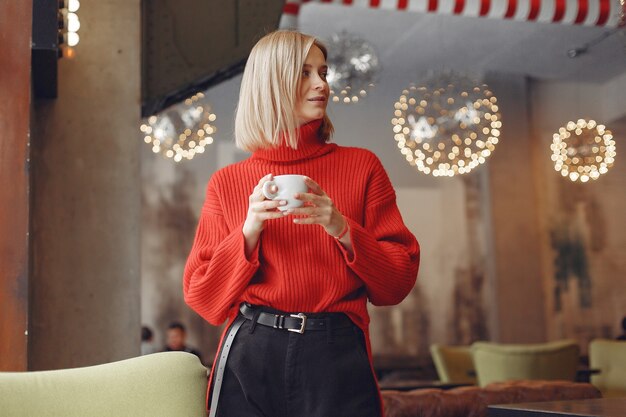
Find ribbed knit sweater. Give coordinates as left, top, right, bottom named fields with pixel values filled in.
left=183, top=119, right=420, bottom=416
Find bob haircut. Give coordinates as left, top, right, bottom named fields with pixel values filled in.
left=234, top=30, right=334, bottom=152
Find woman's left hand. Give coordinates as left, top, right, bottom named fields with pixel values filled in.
left=285, top=177, right=347, bottom=238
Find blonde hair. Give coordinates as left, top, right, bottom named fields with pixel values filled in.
left=234, top=30, right=334, bottom=152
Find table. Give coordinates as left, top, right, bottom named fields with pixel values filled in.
left=488, top=398, right=626, bottom=417
left=465, top=368, right=600, bottom=383
left=575, top=368, right=601, bottom=383
left=379, top=379, right=472, bottom=391
left=372, top=354, right=430, bottom=380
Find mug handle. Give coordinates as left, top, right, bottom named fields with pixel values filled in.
left=262, top=181, right=278, bottom=200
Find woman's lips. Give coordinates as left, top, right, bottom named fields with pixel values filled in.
left=308, top=96, right=327, bottom=103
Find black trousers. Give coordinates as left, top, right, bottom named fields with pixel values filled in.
left=210, top=303, right=382, bottom=417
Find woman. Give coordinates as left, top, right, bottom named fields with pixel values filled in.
left=183, top=30, right=420, bottom=417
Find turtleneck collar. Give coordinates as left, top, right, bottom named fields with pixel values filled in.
left=251, top=119, right=334, bottom=163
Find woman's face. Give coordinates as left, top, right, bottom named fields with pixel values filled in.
left=295, top=45, right=329, bottom=125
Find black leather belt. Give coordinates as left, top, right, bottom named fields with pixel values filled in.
left=208, top=314, right=245, bottom=417
left=239, top=302, right=353, bottom=334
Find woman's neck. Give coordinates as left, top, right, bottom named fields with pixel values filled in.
left=251, top=119, right=329, bottom=163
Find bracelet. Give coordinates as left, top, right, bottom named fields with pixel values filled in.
left=333, top=217, right=349, bottom=240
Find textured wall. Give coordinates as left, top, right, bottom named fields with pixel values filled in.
left=530, top=78, right=626, bottom=352
left=30, top=0, right=142, bottom=370
left=141, top=157, right=221, bottom=362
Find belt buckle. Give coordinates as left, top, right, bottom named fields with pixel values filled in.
left=288, top=313, right=307, bottom=334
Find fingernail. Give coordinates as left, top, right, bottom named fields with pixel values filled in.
left=280, top=200, right=287, bottom=205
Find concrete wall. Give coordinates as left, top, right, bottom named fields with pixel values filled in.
left=29, top=0, right=142, bottom=370
left=483, top=73, right=547, bottom=343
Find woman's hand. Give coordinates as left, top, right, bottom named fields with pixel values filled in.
left=284, top=176, right=347, bottom=238
left=242, top=173, right=286, bottom=239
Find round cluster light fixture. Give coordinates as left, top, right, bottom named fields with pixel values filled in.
left=391, top=72, right=501, bottom=177
left=140, top=92, right=217, bottom=162
left=325, top=31, right=379, bottom=104
left=551, top=119, right=616, bottom=182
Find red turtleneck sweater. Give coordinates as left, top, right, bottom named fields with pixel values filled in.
left=183, top=119, right=420, bottom=416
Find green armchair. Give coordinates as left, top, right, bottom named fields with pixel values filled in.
left=430, top=344, right=477, bottom=384
left=471, top=339, right=579, bottom=387
left=0, top=352, right=208, bottom=417
left=589, top=339, right=626, bottom=398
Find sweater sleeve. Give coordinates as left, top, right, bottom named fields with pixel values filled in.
left=183, top=175, right=261, bottom=326
left=335, top=153, right=420, bottom=306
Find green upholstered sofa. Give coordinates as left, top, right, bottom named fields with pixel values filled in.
left=430, top=344, right=477, bottom=384
left=589, top=339, right=626, bottom=398
left=0, top=352, right=208, bottom=417
left=471, top=339, right=579, bottom=387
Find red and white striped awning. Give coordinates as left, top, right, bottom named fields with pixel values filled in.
left=280, top=0, right=626, bottom=29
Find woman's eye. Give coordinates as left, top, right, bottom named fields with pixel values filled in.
left=321, top=72, right=328, bottom=79
left=302, top=70, right=310, bottom=77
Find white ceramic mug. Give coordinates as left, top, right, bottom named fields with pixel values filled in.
left=262, top=175, right=308, bottom=211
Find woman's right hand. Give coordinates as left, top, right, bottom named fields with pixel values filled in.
left=242, top=173, right=287, bottom=240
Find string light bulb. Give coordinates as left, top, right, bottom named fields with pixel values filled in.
left=68, top=0, right=80, bottom=12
